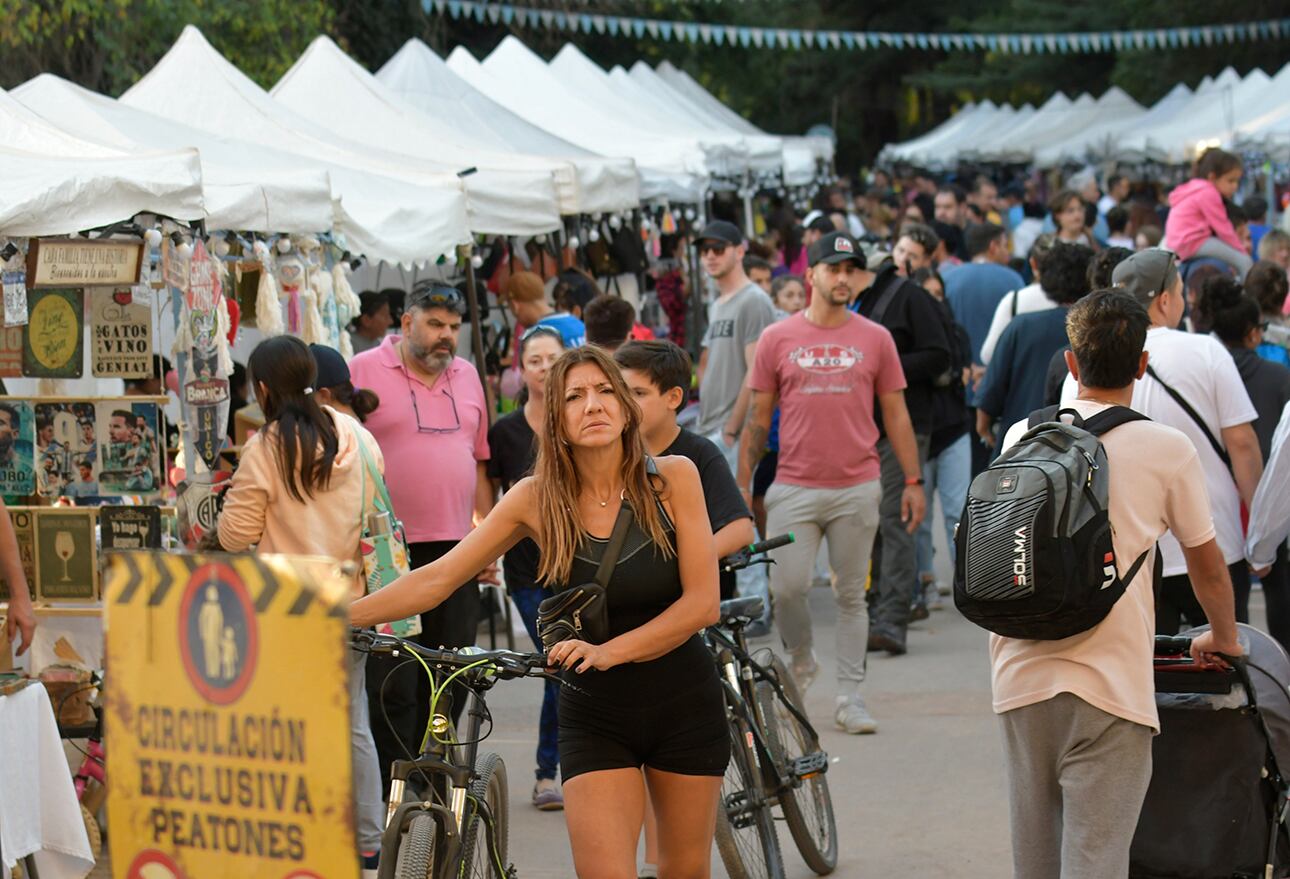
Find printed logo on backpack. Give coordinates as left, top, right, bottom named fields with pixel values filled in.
left=953, top=405, right=1154, bottom=640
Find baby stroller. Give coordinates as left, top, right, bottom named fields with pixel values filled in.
left=1130, top=624, right=1290, bottom=878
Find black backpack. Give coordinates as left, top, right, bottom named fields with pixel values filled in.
left=953, top=405, right=1153, bottom=640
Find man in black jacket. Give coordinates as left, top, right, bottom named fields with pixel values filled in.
left=848, top=252, right=952, bottom=654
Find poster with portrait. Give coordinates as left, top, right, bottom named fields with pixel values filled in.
left=1, top=507, right=37, bottom=601
left=21, top=287, right=83, bottom=378
left=91, top=287, right=152, bottom=378
left=96, top=401, right=161, bottom=496
left=34, top=401, right=96, bottom=499
left=0, top=400, right=35, bottom=498
left=34, top=508, right=97, bottom=601
left=99, top=505, right=162, bottom=550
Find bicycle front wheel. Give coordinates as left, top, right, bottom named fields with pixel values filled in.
left=715, top=713, right=785, bottom=879
left=394, top=812, right=436, bottom=879
left=459, top=751, right=509, bottom=878
left=756, top=653, right=838, bottom=874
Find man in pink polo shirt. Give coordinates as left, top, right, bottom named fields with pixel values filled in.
left=348, top=282, right=492, bottom=791
left=738, top=230, right=926, bottom=735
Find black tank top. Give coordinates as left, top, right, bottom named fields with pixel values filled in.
left=556, top=499, right=713, bottom=703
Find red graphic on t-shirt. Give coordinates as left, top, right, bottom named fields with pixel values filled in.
left=790, top=344, right=863, bottom=374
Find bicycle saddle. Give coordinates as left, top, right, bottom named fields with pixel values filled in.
left=719, top=597, right=765, bottom=624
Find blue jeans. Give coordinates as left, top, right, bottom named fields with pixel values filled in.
left=916, top=433, right=971, bottom=579
left=706, top=428, right=771, bottom=625
left=510, top=585, right=561, bottom=780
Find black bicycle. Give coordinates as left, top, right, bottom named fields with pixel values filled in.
left=352, top=630, right=551, bottom=879
left=710, top=535, right=838, bottom=879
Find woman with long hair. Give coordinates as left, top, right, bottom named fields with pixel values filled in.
left=216, top=335, right=386, bottom=874
left=484, top=325, right=567, bottom=809
left=352, top=345, right=725, bottom=878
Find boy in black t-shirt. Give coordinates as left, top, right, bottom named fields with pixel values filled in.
left=615, top=340, right=755, bottom=600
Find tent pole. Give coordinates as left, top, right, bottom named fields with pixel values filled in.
left=462, top=242, right=496, bottom=426
left=742, top=173, right=755, bottom=239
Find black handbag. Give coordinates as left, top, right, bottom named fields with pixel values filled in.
left=536, top=502, right=633, bottom=651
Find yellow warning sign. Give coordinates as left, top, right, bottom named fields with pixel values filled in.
left=104, top=552, right=358, bottom=879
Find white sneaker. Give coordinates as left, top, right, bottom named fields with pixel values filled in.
left=924, top=580, right=945, bottom=611
left=835, top=697, right=877, bottom=735
left=790, top=652, right=819, bottom=694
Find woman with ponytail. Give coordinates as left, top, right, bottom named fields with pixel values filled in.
left=216, top=335, right=387, bottom=875
left=1194, top=275, right=1290, bottom=651
left=310, top=343, right=381, bottom=423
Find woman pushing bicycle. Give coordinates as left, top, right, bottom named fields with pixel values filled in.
left=351, top=345, right=728, bottom=879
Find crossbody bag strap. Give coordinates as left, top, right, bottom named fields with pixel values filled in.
left=1144, top=364, right=1232, bottom=469
left=593, top=502, right=635, bottom=589
left=354, top=427, right=396, bottom=518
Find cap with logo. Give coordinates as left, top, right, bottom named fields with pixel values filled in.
left=695, top=220, right=744, bottom=247
left=1111, top=248, right=1178, bottom=303
left=808, top=230, right=864, bottom=267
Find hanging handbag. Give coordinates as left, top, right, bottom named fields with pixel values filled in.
left=535, top=501, right=633, bottom=651
left=356, top=433, right=421, bottom=637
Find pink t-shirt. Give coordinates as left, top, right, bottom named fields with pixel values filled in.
left=990, top=401, right=1216, bottom=731
left=348, top=336, right=489, bottom=543
left=748, top=312, right=905, bottom=488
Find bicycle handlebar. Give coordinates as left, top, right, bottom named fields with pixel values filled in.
left=352, top=630, right=548, bottom=679
left=721, top=533, right=795, bottom=572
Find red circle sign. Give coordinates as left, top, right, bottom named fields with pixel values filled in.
left=126, top=850, right=187, bottom=879
left=178, top=562, right=258, bottom=705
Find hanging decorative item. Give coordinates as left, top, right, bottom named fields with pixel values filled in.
left=3, top=244, right=27, bottom=328
left=22, top=287, right=83, bottom=378
left=91, top=287, right=153, bottom=379
left=253, top=240, right=283, bottom=337
left=276, top=251, right=307, bottom=337
left=179, top=240, right=232, bottom=476
left=332, top=259, right=361, bottom=359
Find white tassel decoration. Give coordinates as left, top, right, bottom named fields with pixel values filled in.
left=301, top=286, right=325, bottom=345
left=339, top=328, right=354, bottom=360
left=332, top=262, right=360, bottom=316
left=215, top=296, right=235, bottom=376
left=256, top=263, right=284, bottom=336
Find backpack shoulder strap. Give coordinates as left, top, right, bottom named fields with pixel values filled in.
left=1010, top=288, right=1020, bottom=318
left=1027, top=405, right=1062, bottom=429
left=1143, top=364, right=1232, bottom=468
left=867, top=272, right=904, bottom=327
left=1081, top=405, right=1150, bottom=437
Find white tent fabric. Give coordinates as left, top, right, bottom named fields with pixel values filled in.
left=881, top=101, right=982, bottom=164
left=1034, top=83, right=1191, bottom=167
left=449, top=39, right=707, bottom=203
left=914, top=103, right=1032, bottom=167
left=376, top=39, right=640, bottom=214
left=964, top=92, right=1074, bottom=162
left=1120, top=67, right=1268, bottom=163
left=1019, top=87, right=1144, bottom=165
left=119, top=26, right=471, bottom=264
left=652, top=61, right=831, bottom=175
left=13, top=75, right=334, bottom=235
left=0, top=87, right=203, bottom=235
left=273, top=37, right=569, bottom=224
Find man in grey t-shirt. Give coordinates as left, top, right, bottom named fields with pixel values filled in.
left=695, top=220, right=776, bottom=464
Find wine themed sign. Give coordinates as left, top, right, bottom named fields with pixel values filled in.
left=22, top=287, right=84, bottom=378
left=91, top=287, right=152, bottom=378
left=34, top=507, right=97, bottom=601
left=1, top=507, right=37, bottom=602
left=26, top=238, right=144, bottom=288
left=99, top=505, right=162, bottom=550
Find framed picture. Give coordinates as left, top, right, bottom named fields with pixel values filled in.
left=22, top=287, right=84, bottom=378
left=91, top=288, right=152, bottom=379
left=1, top=507, right=38, bottom=602
left=34, top=401, right=97, bottom=499
left=0, top=400, right=35, bottom=498
left=99, top=505, right=162, bottom=550
left=96, top=401, right=162, bottom=496
left=34, top=508, right=97, bottom=601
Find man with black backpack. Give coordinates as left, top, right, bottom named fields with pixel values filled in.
left=963, top=289, right=1241, bottom=878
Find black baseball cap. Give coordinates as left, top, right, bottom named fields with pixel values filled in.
left=695, top=220, right=744, bottom=247
left=808, top=230, right=864, bottom=267
left=309, top=343, right=350, bottom=389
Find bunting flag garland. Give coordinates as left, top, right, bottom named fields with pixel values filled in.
left=425, top=1, right=1290, bottom=54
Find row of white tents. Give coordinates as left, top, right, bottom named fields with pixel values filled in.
left=1, top=27, right=832, bottom=266
left=883, top=63, right=1290, bottom=169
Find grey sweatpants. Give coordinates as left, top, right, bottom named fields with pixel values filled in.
left=766, top=480, right=881, bottom=694
left=350, top=646, right=385, bottom=852
left=999, top=693, right=1153, bottom=879
left=1194, top=236, right=1253, bottom=281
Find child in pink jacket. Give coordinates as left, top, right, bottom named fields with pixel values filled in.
left=1165, top=147, right=1252, bottom=280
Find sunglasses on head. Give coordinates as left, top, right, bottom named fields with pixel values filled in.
left=520, top=325, right=564, bottom=344
left=698, top=242, right=729, bottom=256
left=409, top=284, right=464, bottom=311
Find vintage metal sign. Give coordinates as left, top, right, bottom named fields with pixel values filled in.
left=26, top=238, right=144, bottom=288
left=92, top=288, right=153, bottom=379
left=22, top=287, right=84, bottom=378
left=104, top=552, right=358, bottom=879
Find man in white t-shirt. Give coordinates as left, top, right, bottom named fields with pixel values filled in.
left=1060, top=249, right=1263, bottom=629
left=996, top=289, right=1240, bottom=878
left=980, top=233, right=1056, bottom=365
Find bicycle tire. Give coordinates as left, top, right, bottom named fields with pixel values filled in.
left=715, top=713, right=785, bottom=879
left=458, top=751, right=509, bottom=878
left=756, top=654, right=838, bottom=875
left=395, top=812, right=436, bottom=879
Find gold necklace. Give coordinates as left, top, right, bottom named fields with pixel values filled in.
left=591, top=487, right=623, bottom=507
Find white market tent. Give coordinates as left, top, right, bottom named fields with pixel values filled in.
left=119, top=26, right=471, bottom=265
left=13, top=75, right=334, bottom=235
left=1117, top=67, right=1266, bottom=163
left=0, top=86, right=203, bottom=235
left=375, top=38, right=641, bottom=215
left=549, top=43, right=752, bottom=181
left=450, top=37, right=708, bottom=203
left=881, top=100, right=983, bottom=164
left=652, top=60, right=832, bottom=180
left=1234, top=64, right=1290, bottom=156
left=1017, top=88, right=1144, bottom=165
left=963, top=92, right=1075, bottom=163
left=1034, top=83, right=1192, bottom=167
left=914, top=103, right=1034, bottom=167
left=273, top=36, right=571, bottom=224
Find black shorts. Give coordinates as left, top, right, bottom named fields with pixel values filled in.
left=558, top=667, right=729, bottom=781
left=752, top=451, right=778, bottom=499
